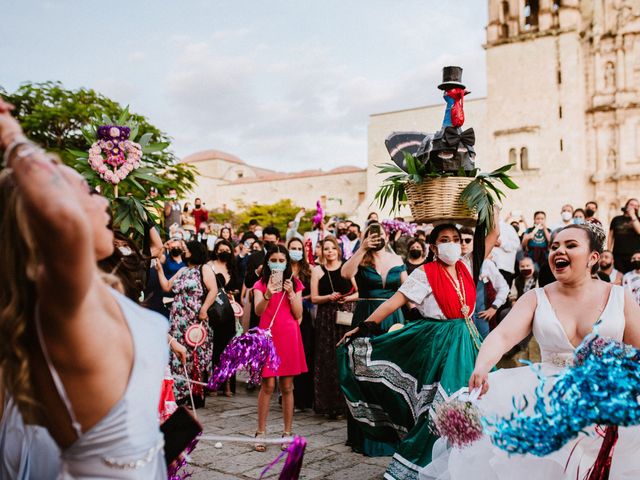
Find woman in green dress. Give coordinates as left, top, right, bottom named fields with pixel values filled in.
left=341, top=223, right=407, bottom=456
left=337, top=223, right=497, bottom=480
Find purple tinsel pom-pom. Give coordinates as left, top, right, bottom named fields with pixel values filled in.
left=208, top=328, right=280, bottom=390
left=167, top=435, right=199, bottom=480
left=381, top=219, right=417, bottom=237
left=259, top=436, right=307, bottom=480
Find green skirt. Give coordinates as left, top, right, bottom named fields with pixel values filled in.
left=337, top=318, right=481, bottom=480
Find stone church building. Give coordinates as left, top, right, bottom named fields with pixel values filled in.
left=185, top=0, right=639, bottom=226
left=366, top=0, right=640, bottom=225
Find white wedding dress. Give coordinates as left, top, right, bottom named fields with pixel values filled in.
left=421, top=285, right=640, bottom=480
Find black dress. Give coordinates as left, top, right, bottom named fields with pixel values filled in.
left=313, top=264, right=355, bottom=416
left=294, top=277, right=315, bottom=410
left=212, top=268, right=242, bottom=394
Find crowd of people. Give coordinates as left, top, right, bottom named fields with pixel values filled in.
left=3, top=93, right=640, bottom=480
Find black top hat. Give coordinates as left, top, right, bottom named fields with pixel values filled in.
left=438, top=66, right=466, bottom=91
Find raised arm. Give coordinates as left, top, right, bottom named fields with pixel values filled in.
left=1, top=101, right=96, bottom=314
left=341, top=235, right=376, bottom=279
left=469, top=289, right=537, bottom=394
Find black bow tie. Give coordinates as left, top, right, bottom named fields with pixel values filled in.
left=443, top=127, right=475, bottom=149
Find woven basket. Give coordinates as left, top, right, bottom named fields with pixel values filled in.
left=405, top=177, right=477, bottom=224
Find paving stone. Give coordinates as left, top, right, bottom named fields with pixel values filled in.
left=183, top=376, right=387, bottom=479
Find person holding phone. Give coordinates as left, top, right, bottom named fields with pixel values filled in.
left=311, top=236, right=359, bottom=419
left=252, top=246, right=307, bottom=452
left=340, top=222, right=407, bottom=456
left=521, top=211, right=552, bottom=270
left=609, top=198, right=640, bottom=273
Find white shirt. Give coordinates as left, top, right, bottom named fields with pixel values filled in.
left=398, top=256, right=474, bottom=320
left=623, top=271, right=640, bottom=305
left=491, top=220, right=520, bottom=274
left=479, top=259, right=510, bottom=308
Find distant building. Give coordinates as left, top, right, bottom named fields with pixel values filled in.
left=366, top=0, right=640, bottom=226
left=182, top=150, right=367, bottom=217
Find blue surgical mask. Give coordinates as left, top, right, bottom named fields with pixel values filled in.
left=573, top=218, right=585, bottom=225
left=268, top=261, right=287, bottom=272
left=289, top=250, right=303, bottom=262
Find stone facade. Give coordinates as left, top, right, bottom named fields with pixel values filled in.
left=182, top=150, right=367, bottom=217
left=367, top=0, right=640, bottom=226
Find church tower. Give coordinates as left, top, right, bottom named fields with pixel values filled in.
left=485, top=0, right=640, bottom=222
left=484, top=0, right=590, bottom=217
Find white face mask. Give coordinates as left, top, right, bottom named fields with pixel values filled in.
left=561, top=211, right=573, bottom=221
left=437, top=242, right=462, bottom=266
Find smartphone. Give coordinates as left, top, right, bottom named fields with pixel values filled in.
left=270, top=270, right=284, bottom=292
left=369, top=223, right=381, bottom=236
left=160, top=406, right=203, bottom=466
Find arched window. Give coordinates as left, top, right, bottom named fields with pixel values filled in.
left=520, top=147, right=530, bottom=170
left=509, top=148, right=518, bottom=168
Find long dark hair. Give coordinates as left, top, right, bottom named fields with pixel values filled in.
left=260, top=244, right=293, bottom=285
left=185, top=240, right=207, bottom=266
left=287, top=237, right=311, bottom=284
left=97, top=232, right=146, bottom=301
left=212, top=239, right=237, bottom=271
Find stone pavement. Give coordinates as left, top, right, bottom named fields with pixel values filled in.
left=184, top=382, right=389, bottom=479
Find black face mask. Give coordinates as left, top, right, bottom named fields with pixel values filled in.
left=632, top=260, right=640, bottom=270
left=217, top=251, right=233, bottom=263
left=520, top=268, right=533, bottom=277
left=585, top=208, right=595, bottom=218
left=264, top=241, right=276, bottom=250
left=194, top=204, right=201, bottom=209
left=372, top=239, right=386, bottom=252
left=599, top=262, right=612, bottom=270
left=347, top=232, right=358, bottom=241
left=338, top=229, right=347, bottom=236
left=169, top=247, right=182, bottom=257
left=408, top=249, right=423, bottom=259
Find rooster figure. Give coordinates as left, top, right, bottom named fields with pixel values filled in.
left=385, top=66, right=476, bottom=174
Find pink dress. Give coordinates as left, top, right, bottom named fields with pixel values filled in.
left=254, top=278, right=308, bottom=377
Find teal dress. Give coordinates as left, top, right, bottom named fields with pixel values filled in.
left=339, top=263, right=482, bottom=479
left=347, top=264, right=406, bottom=457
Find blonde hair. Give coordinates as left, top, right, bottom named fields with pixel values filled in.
left=0, top=169, right=40, bottom=422
left=319, top=236, right=343, bottom=264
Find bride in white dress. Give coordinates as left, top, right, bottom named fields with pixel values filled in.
left=421, top=224, right=640, bottom=479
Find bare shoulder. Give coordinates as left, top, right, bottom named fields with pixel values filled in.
left=312, top=265, right=324, bottom=277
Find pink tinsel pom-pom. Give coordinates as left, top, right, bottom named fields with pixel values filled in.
left=431, top=392, right=484, bottom=448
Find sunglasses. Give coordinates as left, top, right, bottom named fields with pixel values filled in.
left=461, top=238, right=473, bottom=244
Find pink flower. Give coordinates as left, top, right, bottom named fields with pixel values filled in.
left=109, top=127, right=120, bottom=138
left=98, top=165, right=107, bottom=174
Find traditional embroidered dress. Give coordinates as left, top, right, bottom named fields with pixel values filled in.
left=338, top=260, right=481, bottom=480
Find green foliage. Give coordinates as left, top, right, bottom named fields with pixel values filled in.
left=460, top=163, right=519, bottom=233
left=0, top=81, right=198, bottom=238
left=234, top=199, right=313, bottom=236
left=374, top=151, right=518, bottom=228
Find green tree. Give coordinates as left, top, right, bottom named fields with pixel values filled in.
left=0, top=81, right=198, bottom=236
left=235, top=199, right=313, bottom=236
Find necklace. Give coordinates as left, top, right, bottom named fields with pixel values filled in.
left=440, top=263, right=482, bottom=351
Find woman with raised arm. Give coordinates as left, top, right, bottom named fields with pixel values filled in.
left=421, top=223, right=640, bottom=479
left=340, top=222, right=407, bottom=456
left=0, top=99, right=169, bottom=477
left=337, top=221, right=499, bottom=480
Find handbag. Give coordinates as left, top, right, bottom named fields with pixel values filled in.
left=325, top=266, right=354, bottom=326
left=200, top=264, right=235, bottom=329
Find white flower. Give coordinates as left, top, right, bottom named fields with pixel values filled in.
left=109, top=127, right=120, bottom=138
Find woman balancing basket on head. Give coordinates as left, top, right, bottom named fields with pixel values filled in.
left=337, top=66, right=517, bottom=480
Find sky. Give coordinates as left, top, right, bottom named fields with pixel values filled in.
left=1, top=0, right=487, bottom=172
